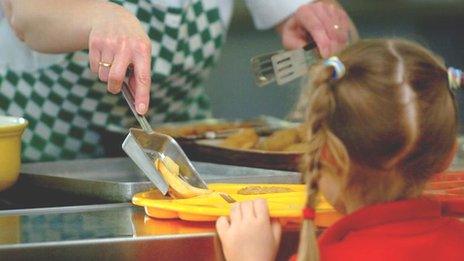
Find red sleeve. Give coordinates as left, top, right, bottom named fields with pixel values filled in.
left=289, top=254, right=297, bottom=261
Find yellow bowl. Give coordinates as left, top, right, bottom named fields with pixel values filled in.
left=0, top=116, right=27, bottom=191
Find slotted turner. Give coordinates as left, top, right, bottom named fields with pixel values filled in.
left=251, top=42, right=320, bottom=87
left=120, top=82, right=208, bottom=195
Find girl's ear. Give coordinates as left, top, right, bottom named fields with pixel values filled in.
left=437, top=140, right=458, bottom=173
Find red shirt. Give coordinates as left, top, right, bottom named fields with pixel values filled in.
left=294, top=198, right=464, bottom=261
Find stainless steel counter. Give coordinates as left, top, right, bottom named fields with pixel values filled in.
left=20, top=158, right=301, bottom=202
left=0, top=203, right=299, bottom=261
left=0, top=157, right=303, bottom=260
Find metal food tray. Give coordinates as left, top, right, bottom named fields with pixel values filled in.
left=20, top=158, right=301, bottom=202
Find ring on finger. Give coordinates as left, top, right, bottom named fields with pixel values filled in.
left=99, top=61, right=112, bottom=68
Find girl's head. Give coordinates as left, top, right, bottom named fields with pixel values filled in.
left=306, top=38, right=460, bottom=209
left=297, top=38, right=462, bottom=261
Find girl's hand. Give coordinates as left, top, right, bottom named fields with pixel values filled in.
left=278, top=0, right=358, bottom=58
left=88, top=4, right=151, bottom=114
left=216, top=199, right=282, bottom=261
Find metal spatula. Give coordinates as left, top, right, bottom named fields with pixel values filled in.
left=251, top=42, right=320, bottom=87
left=120, top=82, right=208, bottom=195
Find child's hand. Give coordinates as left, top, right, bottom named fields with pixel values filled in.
left=216, top=199, right=282, bottom=261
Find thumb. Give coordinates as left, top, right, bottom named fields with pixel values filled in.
left=216, top=216, right=230, bottom=239
left=271, top=219, right=282, bottom=248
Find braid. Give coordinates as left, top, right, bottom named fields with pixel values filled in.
left=297, top=65, right=349, bottom=261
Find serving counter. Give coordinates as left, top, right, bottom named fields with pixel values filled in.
left=0, top=203, right=300, bottom=260
left=0, top=158, right=303, bottom=260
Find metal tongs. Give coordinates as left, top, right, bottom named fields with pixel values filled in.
left=251, top=42, right=320, bottom=87
left=120, top=82, right=208, bottom=195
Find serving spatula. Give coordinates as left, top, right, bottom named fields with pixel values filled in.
left=120, top=82, right=208, bottom=195
left=251, top=42, right=320, bottom=87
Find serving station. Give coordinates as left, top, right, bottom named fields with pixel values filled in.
left=0, top=157, right=308, bottom=260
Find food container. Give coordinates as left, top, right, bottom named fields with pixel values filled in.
left=0, top=116, right=27, bottom=191
left=185, top=139, right=303, bottom=171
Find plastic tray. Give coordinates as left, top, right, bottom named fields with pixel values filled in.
left=132, top=184, right=337, bottom=223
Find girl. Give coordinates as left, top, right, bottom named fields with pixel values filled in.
left=216, top=39, right=464, bottom=261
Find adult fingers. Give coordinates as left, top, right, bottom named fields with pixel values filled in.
left=230, top=203, right=242, bottom=222
left=327, top=4, right=347, bottom=44
left=336, top=7, right=351, bottom=44
left=281, top=19, right=308, bottom=50
left=98, top=49, right=114, bottom=82
left=313, top=3, right=340, bottom=45
left=253, top=199, right=270, bottom=220
left=216, top=216, right=230, bottom=238
left=132, top=41, right=151, bottom=115
left=312, top=4, right=342, bottom=55
left=89, top=44, right=101, bottom=74
left=240, top=201, right=256, bottom=220
left=296, top=5, right=331, bottom=57
left=107, top=48, right=131, bottom=94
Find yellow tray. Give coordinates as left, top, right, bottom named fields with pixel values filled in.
left=132, top=183, right=337, bottom=223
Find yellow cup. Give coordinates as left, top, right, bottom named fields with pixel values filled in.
left=0, top=116, right=28, bottom=191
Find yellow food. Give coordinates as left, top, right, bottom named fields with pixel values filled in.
left=216, top=126, right=309, bottom=153
left=237, top=186, right=295, bottom=195
left=155, top=157, right=212, bottom=199
left=283, top=142, right=308, bottom=153
left=296, top=124, right=309, bottom=142
left=155, top=122, right=253, bottom=138
left=220, top=128, right=259, bottom=149
left=256, top=128, right=300, bottom=151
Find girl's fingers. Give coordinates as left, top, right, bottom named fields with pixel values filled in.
left=107, top=49, right=131, bottom=94
left=240, top=201, right=256, bottom=219
left=132, top=41, right=151, bottom=115
left=253, top=199, right=270, bottom=220
left=230, top=203, right=242, bottom=222
left=216, top=216, right=230, bottom=237
left=98, top=49, right=114, bottom=82
left=271, top=220, right=282, bottom=248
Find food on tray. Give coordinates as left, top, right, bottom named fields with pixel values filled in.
left=220, top=128, right=259, bottom=149
left=154, top=122, right=253, bottom=138
left=237, top=186, right=295, bottom=195
left=256, top=128, right=300, bottom=151
left=155, top=157, right=212, bottom=199
left=283, top=143, right=308, bottom=152
left=218, top=126, right=308, bottom=153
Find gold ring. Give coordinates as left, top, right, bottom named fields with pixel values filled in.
left=333, top=24, right=340, bottom=30
left=99, top=61, right=112, bottom=68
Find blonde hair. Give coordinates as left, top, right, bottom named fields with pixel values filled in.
left=297, top=39, right=459, bottom=261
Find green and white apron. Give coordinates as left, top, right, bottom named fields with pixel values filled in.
left=0, top=0, right=226, bottom=162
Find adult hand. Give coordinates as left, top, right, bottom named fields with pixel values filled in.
left=88, top=5, right=151, bottom=114
left=278, top=0, right=358, bottom=58
left=216, top=199, right=282, bottom=261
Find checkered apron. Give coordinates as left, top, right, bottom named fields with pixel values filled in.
left=0, top=0, right=225, bottom=162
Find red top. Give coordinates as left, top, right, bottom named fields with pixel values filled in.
left=292, top=198, right=464, bottom=261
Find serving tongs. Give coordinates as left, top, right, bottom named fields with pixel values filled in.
left=120, top=82, right=208, bottom=195
left=251, top=42, right=320, bottom=87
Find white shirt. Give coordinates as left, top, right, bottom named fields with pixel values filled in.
left=0, top=0, right=312, bottom=72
